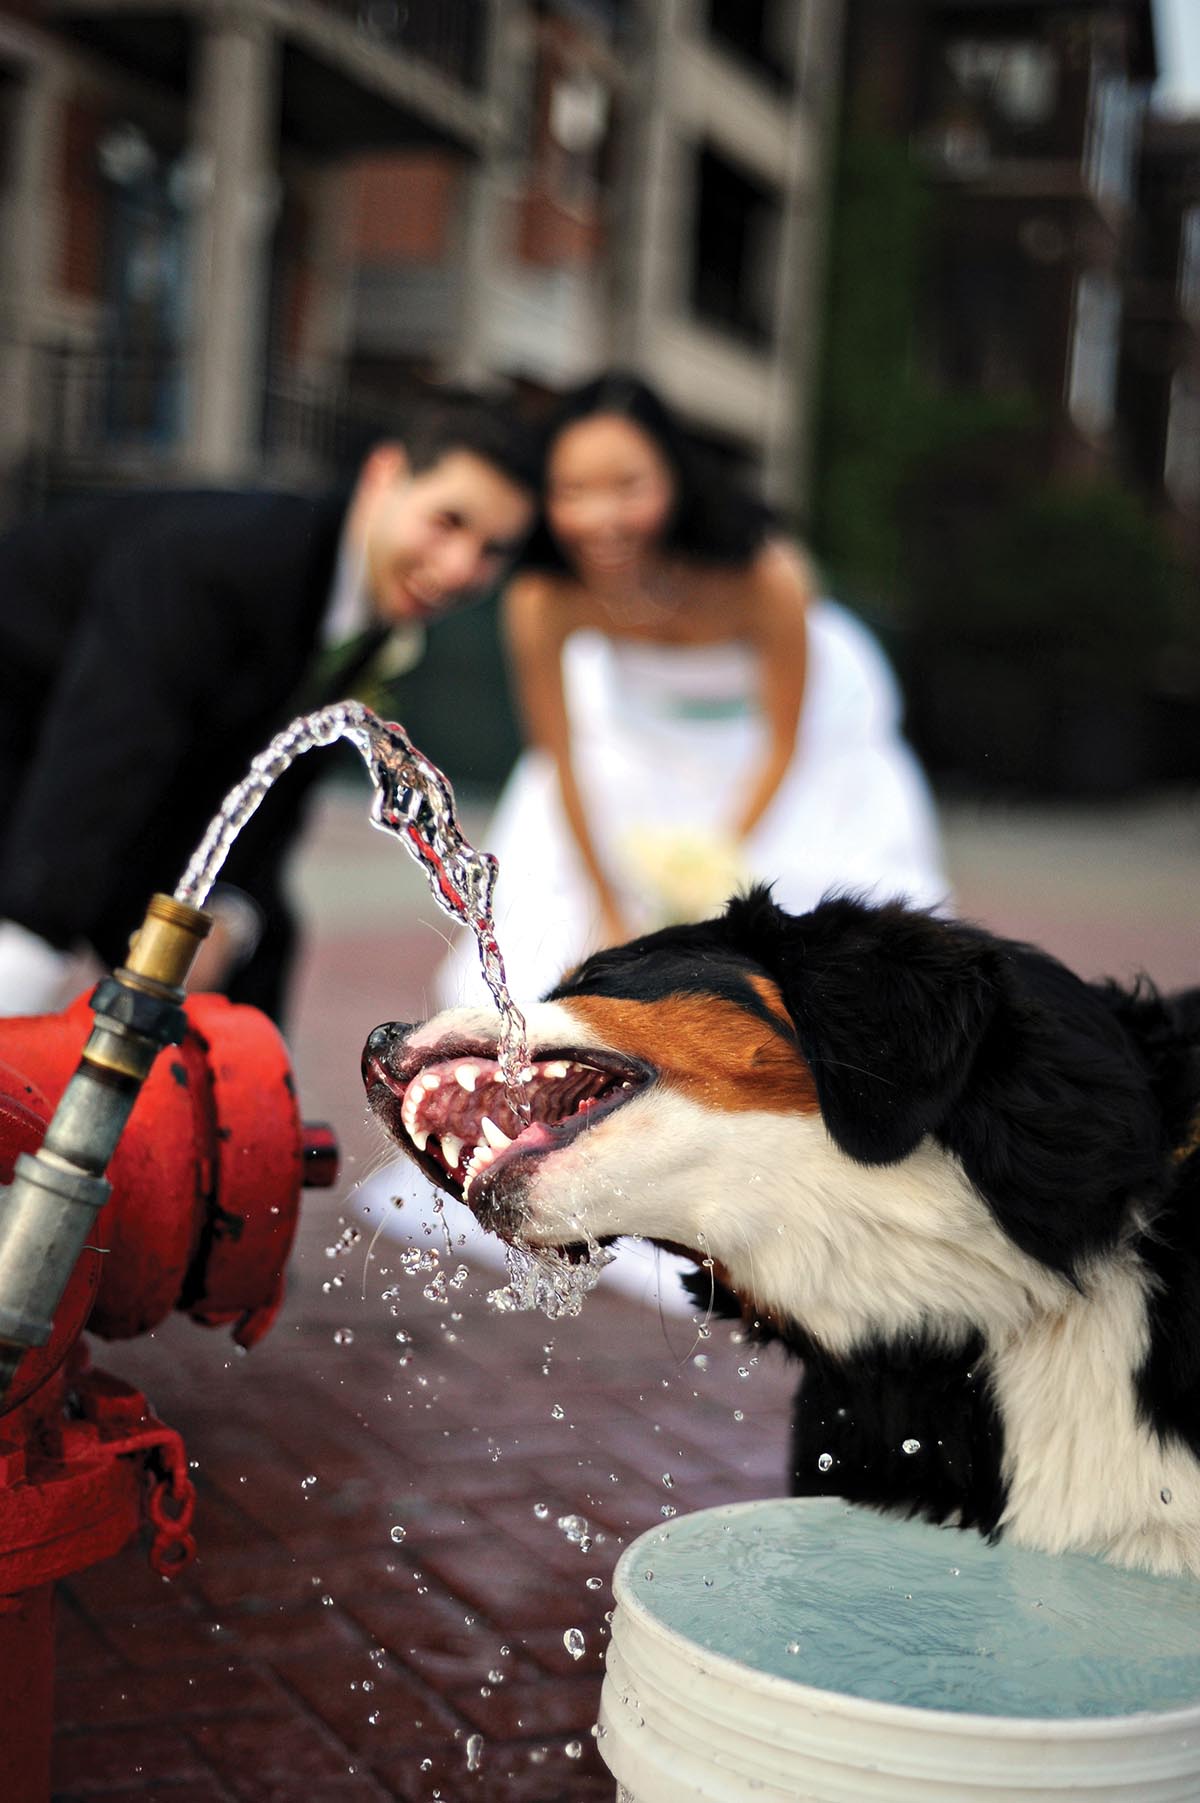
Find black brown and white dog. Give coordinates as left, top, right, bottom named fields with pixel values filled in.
left=363, top=890, right=1200, bottom=1577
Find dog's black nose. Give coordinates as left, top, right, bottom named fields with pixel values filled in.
left=361, top=1021, right=411, bottom=1082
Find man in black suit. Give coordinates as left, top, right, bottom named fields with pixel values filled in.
left=0, top=395, right=536, bottom=1022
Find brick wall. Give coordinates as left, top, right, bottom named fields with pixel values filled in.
left=349, top=153, right=462, bottom=264
left=58, top=94, right=105, bottom=300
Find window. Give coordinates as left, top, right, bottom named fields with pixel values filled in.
left=1066, top=270, right=1121, bottom=438
left=706, top=0, right=796, bottom=90
left=1178, top=204, right=1200, bottom=323
left=690, top=144, right=782, bottom=349
left=1164, top=368, right=1200, bottom=513
left=1083, top=72, right=1143, bottom=209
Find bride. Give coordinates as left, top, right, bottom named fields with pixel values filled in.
left=437, top=372, right=949, bottom=1009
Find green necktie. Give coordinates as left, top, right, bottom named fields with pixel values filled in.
left=289, top=624, right=392, bottom=717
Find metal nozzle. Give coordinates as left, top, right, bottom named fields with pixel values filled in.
left=123, top=894, right=212, bottom=993
left=0, top=894, right=213, bottom=1409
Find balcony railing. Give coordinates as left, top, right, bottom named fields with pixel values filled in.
left=322, top=0, right=488, bottom=92
left=26, top=341, right=384, bottom=489
left=32, top=340, right=187, bottom=470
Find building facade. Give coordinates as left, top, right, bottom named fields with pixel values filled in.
left=0, top=0, right=845, bottom=515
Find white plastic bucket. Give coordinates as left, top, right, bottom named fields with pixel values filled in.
left=597, top=1499, right=1200, bottom=1802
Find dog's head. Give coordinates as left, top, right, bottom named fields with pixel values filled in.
left=363, top=889, right=1168, bottom=1350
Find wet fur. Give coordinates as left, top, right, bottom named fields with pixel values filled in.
left=377, top=890, right=1200, bottom=1576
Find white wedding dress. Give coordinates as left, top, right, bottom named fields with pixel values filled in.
left=436, top=599, right=949, bottom=1009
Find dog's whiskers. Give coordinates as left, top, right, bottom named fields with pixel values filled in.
left=679, top=1252, right=718, bottom=1367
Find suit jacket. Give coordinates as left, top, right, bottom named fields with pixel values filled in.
left=0, top=485, right=351, bottom=982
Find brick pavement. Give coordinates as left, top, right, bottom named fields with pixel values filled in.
left=48, top=781, right=1197, bottom=1802
left=53, top=1255, right=794, bottom=1802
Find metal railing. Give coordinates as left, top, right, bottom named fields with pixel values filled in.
left=34, top=340, right=187, bottom=467
left=23, top=341, right=389, bottom=493
left=323, top=0, right=487, bottom=91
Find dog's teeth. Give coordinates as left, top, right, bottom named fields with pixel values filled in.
left=462, top=1142, right=496, bottom=1202
left=401, top=1085, right=427, bottom=1146
left=542, top=1060, right=569, bottom=1079
left=481, top=1115, right=511, bottom=1150
left=441, top=1133, right=463, bottom=1169
left=454, top=1063, right=479, bottom=1092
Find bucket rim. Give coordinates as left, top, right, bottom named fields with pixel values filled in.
left=611, top=1498, right=1200, bottom=1744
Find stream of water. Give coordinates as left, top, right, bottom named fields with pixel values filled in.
left=175, top=701, right=530, bottom=1102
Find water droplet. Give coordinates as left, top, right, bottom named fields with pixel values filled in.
left=785, top=1640, right=801, bottom=1655
left=301, top=1474, right=317, bottom=1488
left=333, top=1327, right=354, bottom=1346
left=320, top=1594, right=334, bottom=1607
left=556, top=1513, right=591, bottom=1548
left=533, top=1502, right=549, bottom=1520
left=586, top=1576, right=603, bottom=1590
left=563, top=1628, right=586, bottom=1660
left=1162, top=1487, right=1173, bottom=1504
left=487, top=1668, right=504, bottom=1684
left=465, top=1733, right=484, bottom=1772
left=367, top=1710, right=380, bottom=1726
left=420, top=1758, right=432, bottom=1772
left=643, top=1569, right=654, bottom=1582
left=817, top=1452, right=833, bottom=1472
left=551, top=1403, right=565, bottom=1420
left=693, top=1353, right=709, bottom=1370
left=733, top=1410, right=744, bottom=1422
left=901, top=1437, right=921, bottom=1455
left=565, top=1739, right=583, bottom=1759
left=389, top=1525, right=406, bottom=1544
left=737, top=1365, right=750, bottom=1379
left=660, top=1504, right=677, bottom=1518
left=661, top=1473, right=674, bottom=1487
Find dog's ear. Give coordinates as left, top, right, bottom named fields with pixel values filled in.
left=722, top=889, right=998, bottom=1164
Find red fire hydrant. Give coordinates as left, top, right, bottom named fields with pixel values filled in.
left=0, top=987, right=337, bottom=1803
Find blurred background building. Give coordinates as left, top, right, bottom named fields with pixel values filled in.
left=0, top=0, right=1195, bottom=794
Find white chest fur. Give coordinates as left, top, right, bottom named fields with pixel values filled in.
left=988, top=1256, right=1200, bottom=1576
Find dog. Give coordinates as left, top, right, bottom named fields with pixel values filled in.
left=363, top=889, right=1200, bottom=1577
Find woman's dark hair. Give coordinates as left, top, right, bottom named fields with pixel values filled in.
left=518, top=371, right=776, bottom=573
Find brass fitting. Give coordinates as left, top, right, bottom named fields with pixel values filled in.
left=122, top=894, right=213, bottom=995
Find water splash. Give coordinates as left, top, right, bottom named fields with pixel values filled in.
left=175, top=701, right=528, bottom=1097
left=486, top=1240, right=614, bottom=1320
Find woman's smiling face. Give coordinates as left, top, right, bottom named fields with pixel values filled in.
left=545, top=413, right=676, bottom=577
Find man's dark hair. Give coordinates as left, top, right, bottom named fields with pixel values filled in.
left=346, top=388, right=539, bottom=493
left=517, top=369, right=776, bottom=574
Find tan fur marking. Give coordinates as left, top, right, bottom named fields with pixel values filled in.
left=560, top=990, right=819, bottom=1114
left=747, top=972, right=796, bottom=1028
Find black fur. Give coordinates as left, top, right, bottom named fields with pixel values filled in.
left=578, top=889, right=1200, bottom=1533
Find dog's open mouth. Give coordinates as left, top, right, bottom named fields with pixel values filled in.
left=365, top=1040, right=650, bottom=1225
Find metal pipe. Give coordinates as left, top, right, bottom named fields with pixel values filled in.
left=0, top=896, right=212, bottom=1403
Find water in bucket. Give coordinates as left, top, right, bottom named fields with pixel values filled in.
left=601, top=1498, right=1200, bottom=1803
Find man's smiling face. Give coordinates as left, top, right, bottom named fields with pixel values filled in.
left=363, top=447, right=533, bottom=624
